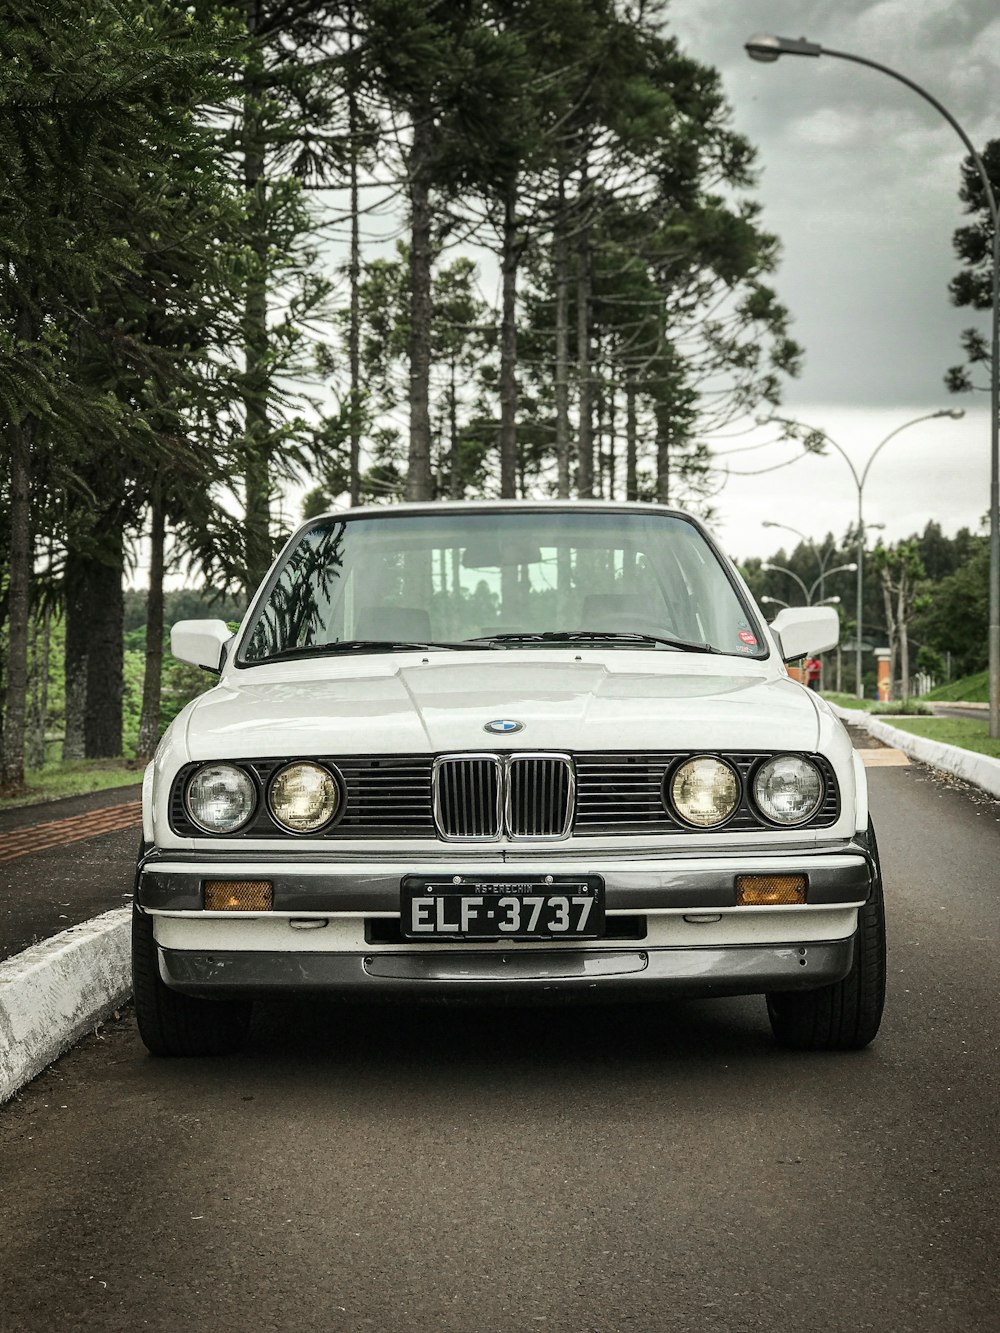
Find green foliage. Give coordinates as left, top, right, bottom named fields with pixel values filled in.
left=887, top=716, right=1000, bottom=761
left=0, top=759, right=141, bottom=811
left=912, top=536, right=988, bottom=679
left=945, top=138, right=999, bottom=394
left=924, top=670, right=990, bottom=703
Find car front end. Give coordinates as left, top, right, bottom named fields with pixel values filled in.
left=133, top=502, right=885, bottom=1054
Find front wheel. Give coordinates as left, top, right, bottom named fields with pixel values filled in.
left=766, top=829, right=887, bottom=1051
left=132, top=907, right=251, bottom=1057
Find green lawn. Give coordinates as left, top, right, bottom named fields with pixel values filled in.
left=820, top=692, right=871, bottom=711
left=923, top=670, right=989, bottom=703
left=820, top=693, right=931, bottom=716
left=884, top=716, right=1000, bottom=761
left=0, top=759, right=143, bottom=810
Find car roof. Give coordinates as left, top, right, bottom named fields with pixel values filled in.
left=303, top=499, right=698, bottom=524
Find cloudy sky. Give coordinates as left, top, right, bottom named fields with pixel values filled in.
left=664, top=0, right=998, bottom=560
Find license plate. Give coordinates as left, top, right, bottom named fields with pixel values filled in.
left=400, top=875, right=605, bottom=940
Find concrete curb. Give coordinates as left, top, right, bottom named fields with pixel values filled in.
left=833, top=706, right=1000, bottom=800
left=0, top=908, right=131, bottom=1105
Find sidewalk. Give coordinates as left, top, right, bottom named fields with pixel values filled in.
left=830, top=705, right=1000, bottom=800
left=0, top=784, right=141, bottom=964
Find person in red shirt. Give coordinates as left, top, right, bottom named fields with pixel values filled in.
left=804, top=657, right=822, bottom=691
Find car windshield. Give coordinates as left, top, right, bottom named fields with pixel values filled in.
left=238, top=509, right=766, bottom=663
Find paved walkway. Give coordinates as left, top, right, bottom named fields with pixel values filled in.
left=0, top=801, right=142, bottom=864
left=0, top=785, right=141, bottom=963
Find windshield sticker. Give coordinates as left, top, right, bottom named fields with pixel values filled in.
left=738, top=630, right=758, bottom=646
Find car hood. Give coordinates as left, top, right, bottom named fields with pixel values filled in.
left=181, top=653, right=819, bottom=758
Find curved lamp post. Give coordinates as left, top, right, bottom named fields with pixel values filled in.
left=767, top=410, right=964, bottom=697
left=763, top=562, right=856, bottom=605
left=745, top=33, right=999, bottom=733
left=763, top=520, right=838, bottom=600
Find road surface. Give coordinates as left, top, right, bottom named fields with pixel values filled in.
left=1, top=748, right=998, bottom=1332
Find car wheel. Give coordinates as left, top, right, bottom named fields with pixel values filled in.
left=766, top=823, right=887, bottom=1052
left=131, top=906, right=251, bottom=1057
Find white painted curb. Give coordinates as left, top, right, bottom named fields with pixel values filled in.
left=833, top=706, right=1000, bottom=799
left=0, top=908, right=131, bottom=1105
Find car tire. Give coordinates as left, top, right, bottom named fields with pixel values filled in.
left=766, top=823, right=887, bottom=1052
left=131, top=907, right=251, bottom=1057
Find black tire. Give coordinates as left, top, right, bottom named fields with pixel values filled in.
left=766, top=823, right=887, bottom=1051
left=132, top=906, right=251, bottom=1057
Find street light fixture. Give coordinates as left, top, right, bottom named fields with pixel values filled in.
left=763, top=560, right=857, bottom=605
left=744, top=31, right=999, bottom=735
left=762, top=520, right=840, bottom=600
left=766, top=411, right=963, bottom=697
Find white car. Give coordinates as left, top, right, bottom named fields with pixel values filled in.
left=133, top=501, right=886, bottom=1055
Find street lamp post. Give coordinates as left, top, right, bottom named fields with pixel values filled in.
left=762, top=520, right=837, bottom=600
left=745, top=32, right=1000, bottom=734
left=767, top=411, right=963, bottom=697
left=763, top=562, right=856, bottom=605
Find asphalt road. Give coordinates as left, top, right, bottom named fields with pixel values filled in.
left=928, top=705, right=990, bottom=722
left=1, top=756, right=999, bottom=1332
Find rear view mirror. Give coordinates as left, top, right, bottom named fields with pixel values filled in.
left=170, top=619, right=232, bottom=673
left=461, top=539, right=542, bottom=569
left=769, top=606, right=839, bottom=662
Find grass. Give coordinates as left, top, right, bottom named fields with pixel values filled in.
left=822, top=694, right=933, bottom=716
left=820, top=692, right=872, bottom=711
left=869, top=700, right=932, bottom=716
left=0, top=758, right=144, bottom=810
left=882, top=716, right=1000, bottom=761
left=923, top=670, right=989, bottom=703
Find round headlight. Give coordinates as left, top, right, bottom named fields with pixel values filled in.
left=268, top=761, right=340, bottom=833
left=669, top=756, right=740, bottom=828
left=753, top=755, right=824, bottom=825
left=185, top=763, right=257, bottom=834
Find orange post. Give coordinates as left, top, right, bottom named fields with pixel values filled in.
left=875, top=648, right=892, bottom=702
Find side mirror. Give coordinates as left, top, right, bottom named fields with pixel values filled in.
left=769, top=606, right=839, bottom=662
left=170, top=619, right=232, bottom=673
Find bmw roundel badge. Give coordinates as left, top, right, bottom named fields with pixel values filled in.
left=484, top=718, right=524, bottom=735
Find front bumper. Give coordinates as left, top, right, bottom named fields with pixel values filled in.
left=158, top=938, right=855, bottom=1000
left=136, top=834, right=875, bottom=1002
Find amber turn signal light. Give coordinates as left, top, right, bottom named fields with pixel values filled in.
left=735, top=874, right=806, bottom=906
left=204, top=879, right=273, bottom=911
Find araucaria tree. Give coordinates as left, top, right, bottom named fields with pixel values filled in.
left=944, top=138, right=1000, bottom=396
left=2, top=0, right=805, bottom=791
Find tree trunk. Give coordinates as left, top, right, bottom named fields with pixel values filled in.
left=63, top=574, right=89, bottom=761
left=880, top=573, right=897, bottom=690
left=347, top=4, right=362, bottom=506
left=498, top=184, right=520, bottom=499
left=136, top=493, right=166, bottom=762
left=449, top=358, right=461, bottom=499
left=1, top=413, right=32, bottom=794
left=898, top=581, right=910, bottom=702
left=575, top=216, right=593, bottom=498
left=242, top=5, right=271, bottom=595
left=625, top=382, right=638, bottom=501
left=28, top=601, right=52, bottom=771
left=554, top=184, right=571, bottom=500
left=406, top=105, right=434, bottom=502
left=84, top=542, right=125, bottom=759
left=655, top=400, right=671, bottom=504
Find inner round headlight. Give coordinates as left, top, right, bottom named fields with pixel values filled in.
left=669, top=756, right=739, bottom=828
left=753, top=755, right=824, bottom=825
left=185, top=763, right=257, bottom=834
left=268, top=761, right=340, bottom=833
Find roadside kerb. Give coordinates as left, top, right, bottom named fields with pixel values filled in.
left=0, top=908, right=131, bottom=1105
left=832, top=705, right=1000, bottom=799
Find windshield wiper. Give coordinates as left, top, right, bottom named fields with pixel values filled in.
left=466, top=630, right=722, bottom=654
left=252, top=639, right=475, bottom=663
